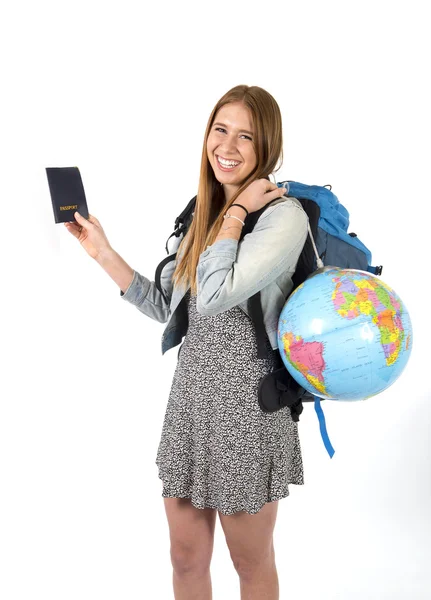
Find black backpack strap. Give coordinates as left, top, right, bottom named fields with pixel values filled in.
left=154, top=254, right=177, bottom=303
left=164, top=195, right=197, bottom=254
left=248, top=291, right=271, bottom=359
left=245, top=196, right=319, bottom=359
left=291, top=198, right=320, bottom=288
left=155, top=195, right=197, bottom=298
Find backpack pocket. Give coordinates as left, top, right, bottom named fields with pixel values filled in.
left=317, top=229, right=369, bottom=271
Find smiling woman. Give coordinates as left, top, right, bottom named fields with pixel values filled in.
left=93, top=83, right=308, bottom=600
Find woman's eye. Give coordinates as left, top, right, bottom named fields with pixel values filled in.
left=214, top=127, right=252, bottom=140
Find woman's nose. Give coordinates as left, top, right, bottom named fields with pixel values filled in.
left=221, top=135, right=238, bottom=153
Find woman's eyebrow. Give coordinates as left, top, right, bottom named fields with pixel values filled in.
left=213, top=122, right=254, bottom=136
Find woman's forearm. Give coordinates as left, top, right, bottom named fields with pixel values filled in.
left=96, top=248, right=135, bottom=294
left=214, top=204, right=247, bottom=243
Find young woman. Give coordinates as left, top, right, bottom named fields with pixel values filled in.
left=65, top=84, right=309, bottom=600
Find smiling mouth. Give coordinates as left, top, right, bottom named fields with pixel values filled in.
left=216, top=155, right=241, bottom=170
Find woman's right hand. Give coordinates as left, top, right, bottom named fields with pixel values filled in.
left=64, top=211, right=112, bottom=261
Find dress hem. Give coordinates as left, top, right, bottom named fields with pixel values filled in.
left=158, top=479, right=305, bottom=516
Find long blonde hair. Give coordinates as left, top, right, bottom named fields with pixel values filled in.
left=172, top=84, right=284, bottom=295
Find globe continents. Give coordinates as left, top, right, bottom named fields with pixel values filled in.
left=277, top=267, right=413, bottom=401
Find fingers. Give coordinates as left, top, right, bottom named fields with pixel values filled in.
left=75, top=212, right=102, bottom=229
left=268, top=186, right=287, bottom=202
left=65, top=210, right=90, bottom=237
left=64, top=222, right=82, bottom=238
left=74, top=211, right=96, bottom=234
left=261, top=179, right=278, bottom=192
left=74, top=211, right=88, bottom=226
left=262, top=179, right=286, bottom=193
left=87, top=214, right=101, bottom=226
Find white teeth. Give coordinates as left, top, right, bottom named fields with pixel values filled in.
left=217, top=155, right=240, bottom=167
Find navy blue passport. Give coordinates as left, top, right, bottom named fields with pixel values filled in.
left=46, top=166, right=89, bottom=223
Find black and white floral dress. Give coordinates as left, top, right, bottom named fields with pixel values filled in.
left=155, top=289, right=304, bottom=515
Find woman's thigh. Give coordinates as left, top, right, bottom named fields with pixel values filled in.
left=218, top=500, right=278, bottom=571
left=163, top=498, right=217, bottom=571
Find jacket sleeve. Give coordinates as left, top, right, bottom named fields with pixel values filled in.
left=119, top=233, right=183, bottom=324
left=196, top=198, right=309, bottom=315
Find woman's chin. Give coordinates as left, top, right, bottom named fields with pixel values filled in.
left=215, top=168, right=242, bottom=184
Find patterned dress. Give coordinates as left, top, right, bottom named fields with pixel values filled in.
left=155, top=289, right=304, bottom=515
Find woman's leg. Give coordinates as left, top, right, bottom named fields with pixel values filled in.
left=218, top=500, right=279, bottom=600
left=163, top=497, right=217, bottom=600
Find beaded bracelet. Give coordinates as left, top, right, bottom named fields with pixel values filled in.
left=221, top=203, right=249, bottom=231
left=223, top=212, right=245, bottom=227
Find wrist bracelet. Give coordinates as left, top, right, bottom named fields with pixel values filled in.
left=230, top=203, right=249, bottom=217
left=223, top=213, right=245, bottom=226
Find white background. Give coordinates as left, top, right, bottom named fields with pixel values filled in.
left=1, top=1, right=430, bottom=598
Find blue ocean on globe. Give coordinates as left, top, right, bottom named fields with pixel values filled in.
left=277, top=267, right=413, bottom=401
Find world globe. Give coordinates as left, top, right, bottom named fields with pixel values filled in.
left=277, top=267, right=413, bottom=401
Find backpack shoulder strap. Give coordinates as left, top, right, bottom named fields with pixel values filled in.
left=247, top=192, right=321, bottom=359
left=291, top=197, right=321, bottom=288
left=164, top=195, right=197, bottom=254
left=155, top=195, right=197, bottom=297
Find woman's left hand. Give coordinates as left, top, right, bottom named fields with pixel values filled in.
left=236, top=179, right=287, bottom=214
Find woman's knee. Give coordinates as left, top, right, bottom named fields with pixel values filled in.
left=231, top=542, right=275, bottom=579
left=170, top=540, right=213, bottom=576
left=163, top=498, right=217, bottom=576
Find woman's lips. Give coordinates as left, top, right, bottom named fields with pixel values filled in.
left=216, top=155, right=241, bottom=172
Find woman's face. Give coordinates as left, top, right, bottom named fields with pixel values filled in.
left=207, top=101, right=257, bottom=200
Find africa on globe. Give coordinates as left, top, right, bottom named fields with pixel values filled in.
left=277, top=267, right=413, bottom=401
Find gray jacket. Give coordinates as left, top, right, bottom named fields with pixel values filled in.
left=120, top=195, right=309, bottom=355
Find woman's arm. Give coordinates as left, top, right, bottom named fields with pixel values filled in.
left=119, top=268, right=171, bottom=323
left=96, top=241, right=179, bottom=324
left=97, top=248, right=135, bottom=294
left=196, top=199, right=308, bottom=315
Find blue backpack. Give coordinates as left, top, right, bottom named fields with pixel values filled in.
left=155, top=181, right=383, bottom=457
